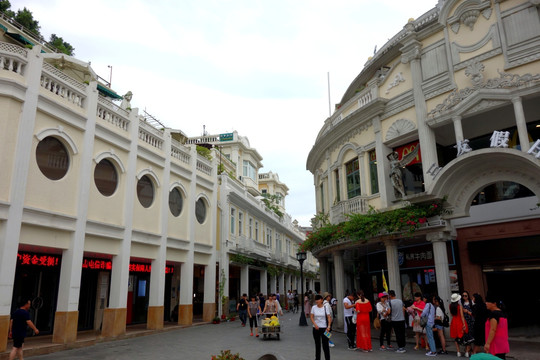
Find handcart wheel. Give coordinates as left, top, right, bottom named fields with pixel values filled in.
left=263, top=334, right=267, bottom=339
left=276, top=333, right=280, bottom=340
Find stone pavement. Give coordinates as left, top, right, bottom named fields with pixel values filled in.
left=2, top=311, right=539, bottom=360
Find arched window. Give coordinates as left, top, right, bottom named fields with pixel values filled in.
left=94, top=159, right=118, bottom=196
left=137, top=175, right=154, bottom=208
left=36, top=136, right=70, bottom=180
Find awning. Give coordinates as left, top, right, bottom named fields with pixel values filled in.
left=5, top=32, right=35, bottom=46
left=97, top=84, right=123, bottom=100
left=0, top=24, right=7, bottom=33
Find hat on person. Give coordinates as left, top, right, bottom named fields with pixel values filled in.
left=378, top=292, right=388, bottom=298
left=451, top=293, right=461, bottom=303
left=323, top=292, right=331, bottom=299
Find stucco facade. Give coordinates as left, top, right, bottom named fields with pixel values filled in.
left=307, top=0, right=540, bottom=330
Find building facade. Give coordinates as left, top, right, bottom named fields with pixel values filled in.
left=0, top=16, right=315, bottom=350
left=307, top=0, right=540, bottom=330
left=187, top=132, right=315, bottom=315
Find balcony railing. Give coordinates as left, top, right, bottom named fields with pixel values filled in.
left=330, top=196, right=369, bottom=223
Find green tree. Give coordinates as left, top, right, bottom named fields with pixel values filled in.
left=49, top=34, right=75, bottom=55
left=0, top=0, right=15, bottom=17
left=14, top=7, right=41, bottom=37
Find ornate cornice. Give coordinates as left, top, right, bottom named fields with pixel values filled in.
left=447, top=0, right=492, bottom=33
left=428, top=61, right=540, bottom=119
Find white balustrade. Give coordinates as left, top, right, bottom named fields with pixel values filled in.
left=196, top=159, right=213, bottom=176
left=96, top=98, right=129, bottom=131
left=0, top=41, right=27, bottom=75
left=171, top=142, right=191, bottom=164
left=138, top=126, right=163, bottom=149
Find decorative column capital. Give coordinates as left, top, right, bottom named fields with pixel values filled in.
left=511, top=96, right=522, bottom=104
left=383, top=239, right=398, bottom=247
left=426, top=231, right=452, bottom=243
left=400, top=40, right=422, bottom=64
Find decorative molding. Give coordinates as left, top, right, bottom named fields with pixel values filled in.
left=35, top=126, right=79, bottom=155
left=136, top=168, right=161, bottom=187
left=385, top=119, right=416, bottom=141
left=400, top=40, right=423, bottom=64
left=447, top=0, right=492, bottom=33
left=94, top=150, right=126, bottom=173
left=453, top=48, right=502, bottom=71
left=451, top=24, right=501, bottom=64
left=463, top=99, right=508, bottom=116
left=385, top=72, right=405, bottom=94
left=428, top=63, right=540, bottom=118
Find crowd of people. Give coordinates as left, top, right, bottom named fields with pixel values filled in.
left=305, top=289, right=509, bottom=360
left=229, top=288, right=509, bottom=360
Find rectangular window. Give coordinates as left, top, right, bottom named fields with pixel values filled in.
left=346, top=158, right=361, bottom=199
left=320, top=183, right=325, bottom=213
left=261, top=189, right=267, bottom=195
left=266, top=228, right=272, bottom=247
left=255, top=221, right=259, bottom=241
left=334, top=169, right=340, bottom=202
left=230, top=208, right=235, bottom=234
left=249, top=218, right=253, bottom=239
left=238, top=212, right=243, bottom=236
left=369, top=150, right=379, bottom=194
left=286, top=239, right=291, bottom=255
left=242, top=160, right=257, bottom=181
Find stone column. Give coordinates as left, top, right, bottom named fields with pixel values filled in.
left=270, top=275, right=277, bottom=295
left=319, top=257, right=328, bottom=293
left=400, top=24, right=438, bottom=190
left=285, top=273, right=291, bottom=294
left=278, top=273, right=285, bottom=299
left=452, top=115, right=464, bottom=143
left=373, top=116, right=392, bottom=207
left=148, top=130, right=172, bottom=330
left=427, top=232, right=452, bottom=307
left=326, top=152, right=334, bottom=210
left=333, top=251, right=345, bottom=329
left=102, top=106, right=140, bottom=338
left=54, top=79, right=99, bottom=343
left=512, top=97, right=529, bottom=152
left=0, top=46, right=44, bottom=352
left=384, top=239, right=402, bottom=300
left=240, top=264, right=249, bottom=296
left=178, top=146, right=200, bottom=326
left=260, top=269, right=268, bottom=295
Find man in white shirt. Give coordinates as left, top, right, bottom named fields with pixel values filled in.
left=343, top=291, right=356, bottom=350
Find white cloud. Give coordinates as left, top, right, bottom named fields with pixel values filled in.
left=9, top=0, right=438, bottom=225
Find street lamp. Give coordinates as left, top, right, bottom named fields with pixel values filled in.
left=296, top=251, right=308, bottom=326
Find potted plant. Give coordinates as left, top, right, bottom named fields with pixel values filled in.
left=212, top=316, right=220, bottom=324
left=211, top=350, right=245, bottom=360
left=227, top=312, right=237, bottom=321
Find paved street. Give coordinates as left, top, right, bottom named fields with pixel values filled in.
left=27, top=312, right=436, bottom=360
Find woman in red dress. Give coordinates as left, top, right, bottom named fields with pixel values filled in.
left=450, top=293, right=468, bottom=356
left=355, top=290, right=373, bottom=352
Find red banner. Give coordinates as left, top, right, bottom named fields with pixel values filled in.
left=394, top=141, right=421, bottom=165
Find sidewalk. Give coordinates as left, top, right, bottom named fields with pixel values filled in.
left=1, top=313, right=539, bottom=360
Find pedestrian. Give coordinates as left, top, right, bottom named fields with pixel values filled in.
left=263, top=294, right=282, bottom=316
left=450, top=293, right=469, bottom=356
left=258, top=293, right=265, bottom=312
left=484, top=294, right=509, bottom=359
left=389, top=290, right=407, bottom=353
left=237, top=293, right=248, bottom=327
left=287, top=290, right=294, bottom=312
left=355, top=290, right=373, bottom=352
left=247, top=294, right=261, bottom=337
left=322, top=292, right=335, bottom=348
left=376, top=292, right=392, bottom=350
left=472, top=293, right=488, bottom=354
left=433, top=295, right=449, bottom=354
left=462, top=290, right=475, bottom=356
left=304, top=291, right=311, bottom=318
left=343, top=291, right=356, bottom=350
left=411, top=292, right=426, bottom=350
left=8, top=299, right=39, bottom=360
left=293, top=291, right=299, bottom=313
left=310, top=294, right=332, bottom=360
left=421, top=293, right=438, bottom=356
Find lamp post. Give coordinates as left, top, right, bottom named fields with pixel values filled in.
left=296, top=251, right=308, bottom=326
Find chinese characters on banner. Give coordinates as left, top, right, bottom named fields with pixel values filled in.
left=17, top=253, right=173, bottom=274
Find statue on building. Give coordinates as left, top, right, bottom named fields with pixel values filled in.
left=387, top=145, right=420, bottom=199
left=120, top=91, right=133, bottom=110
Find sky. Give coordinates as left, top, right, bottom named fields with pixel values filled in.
left=10, top=0, right=438, bottom=226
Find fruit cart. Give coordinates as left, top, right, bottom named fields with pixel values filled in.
left=259, top=313, right=281, bottom=340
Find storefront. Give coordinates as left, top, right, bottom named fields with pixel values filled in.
left=11, top=251, right=61, bottom=335
left=368, top=242, right=457, bottom=302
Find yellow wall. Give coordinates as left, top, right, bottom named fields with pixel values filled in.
left=20, top=224, right=71, bottom=249
left=0, top=98, right=21, bottom=202
left=84, top=235, right=121, bottom=255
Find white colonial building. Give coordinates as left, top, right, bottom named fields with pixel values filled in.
left=0, top=14, right=313, bottom=352
left=307, top=0, right=540, bottom=331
